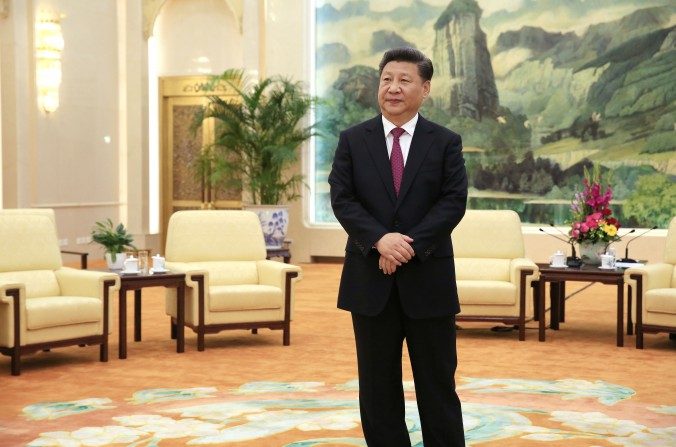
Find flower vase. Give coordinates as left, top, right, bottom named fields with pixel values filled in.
left=244, top=204, right=289, bottom=249
left=579, top=241, right=608, bottom=266
left=105, top=252, right=127, bottom=270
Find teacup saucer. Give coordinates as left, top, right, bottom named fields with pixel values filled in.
left=121, top=269, right=140, bottom=275
left=549, top=264, right=568, bottom=268
left=150, top=268, right=169, bottom=274
left=598, top=266, right=616, bottom=270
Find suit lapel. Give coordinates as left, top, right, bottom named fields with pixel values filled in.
left=396, top=116, right=434, bottom=208
left=364, top=116, right=397, bottom=204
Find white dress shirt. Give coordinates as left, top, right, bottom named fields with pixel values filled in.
left=382, top=114, right=418, bottom=165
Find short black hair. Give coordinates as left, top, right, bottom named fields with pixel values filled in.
left=378, top=47, right=434, bottom=81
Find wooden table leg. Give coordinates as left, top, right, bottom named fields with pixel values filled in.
left=538, top=279, right=546, bottom=342
left=134, top=289, right=142, bottom=342
left=196, top=275, right=205, bottom=351
left=627, top=285, right=633, bottom=335
left=532, top=281, right=539, bottom=321
left=559, top=282, right=566, bottom=322
left=119, top=289, right=127, bottom=359
left=617, top=280, right=624, bottom=347
left=177, top=284, right=185, bottom=353
left=550, top=282, right=560, bottom=330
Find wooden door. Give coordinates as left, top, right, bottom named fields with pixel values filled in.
left=159, top=76, right=242, bottom=246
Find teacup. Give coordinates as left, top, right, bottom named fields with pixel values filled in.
left=152, top=254, right=166, bottom=271
left=600, top=253, right=615, bottom=269
left=123, top=255, right=139, bottom=272
left=550, top=250, right=567, bottom=267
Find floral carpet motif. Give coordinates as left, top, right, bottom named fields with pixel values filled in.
left=19, top=378, right=676, bottom=446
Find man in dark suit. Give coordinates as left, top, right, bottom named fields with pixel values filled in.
left=329, top=47, right=468, bottom=446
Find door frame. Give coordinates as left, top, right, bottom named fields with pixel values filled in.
left=159, top=76, right=242, bottom=246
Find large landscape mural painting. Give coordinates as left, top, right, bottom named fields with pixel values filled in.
left=313, top=0, right=675, bottom=227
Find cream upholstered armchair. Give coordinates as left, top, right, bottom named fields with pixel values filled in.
left=164, top=210, right=302, bottom=350
left=624, top=217, right=676, bottom=349
left=0, top=209, right=120, bottom=375
left=451, top=210, right=539, bottom=340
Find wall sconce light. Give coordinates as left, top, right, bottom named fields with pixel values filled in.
left=35, top=12, right=64, bottom=113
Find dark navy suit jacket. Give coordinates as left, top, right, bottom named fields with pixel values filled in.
left=329, top=114, right=468, bottom=318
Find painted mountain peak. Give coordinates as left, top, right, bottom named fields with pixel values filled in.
left=432, top=0, right=499, bottom=120
left=435, top=0, right=483, bottom=29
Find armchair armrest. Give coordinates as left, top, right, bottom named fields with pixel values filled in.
left=0, top=282, right=24, bottom=305
left=164, top=262, right=209, bottom=288
left=61, top=250, right=88, bottom=269
left=55, top=268, right=120, bottom=297
left=510, top=258, right=539, bottom=284
left=624, top=263, right=673, bottom=291
left=257, top=260, right=302, bottom=288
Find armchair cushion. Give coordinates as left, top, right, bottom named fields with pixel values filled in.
left=26, top=297, right=101, bottom=330
left=644, top=289, right=676, bottom=315
left=209, top=285, right=282, bottom=312
left=456, top=281, right=516, bottom=305
left=454, top=258, right=510, bottom=281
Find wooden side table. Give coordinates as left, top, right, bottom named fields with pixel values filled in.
left=534, top=263, right=627, bottom=346
left=114, top=271, right=187, bottom=359
left=266, top=247, right=291, bottom=264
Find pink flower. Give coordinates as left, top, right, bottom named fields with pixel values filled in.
left=568, top=166, right=621, bottom=244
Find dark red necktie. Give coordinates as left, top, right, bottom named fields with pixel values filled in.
left=390, top=127, right=405, bottom=196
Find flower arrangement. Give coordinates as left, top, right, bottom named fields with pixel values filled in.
left=569, top=165, right=621, bottom=245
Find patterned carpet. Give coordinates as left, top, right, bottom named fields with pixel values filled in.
left=15, top=378, right=676, bottom=446
left=1, top=263, right=674, bottom=446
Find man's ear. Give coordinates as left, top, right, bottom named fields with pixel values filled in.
left=423, top=80, right=431, bottom=97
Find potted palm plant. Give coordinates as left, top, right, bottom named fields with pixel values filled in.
left=194, top=69, right=316, bottom=248
left=91, top=219, right=136, bottom=269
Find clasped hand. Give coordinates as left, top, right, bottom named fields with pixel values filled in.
left=376, top=232, right=414, bottom=275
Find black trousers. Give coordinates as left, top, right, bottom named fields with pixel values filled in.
left=351, top=286, right=465, bottom=447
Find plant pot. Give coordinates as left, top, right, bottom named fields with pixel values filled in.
left=578, top=241, right=608, bottom=266
left=245, top=204, right=289, bottom=249
left=105, top=252, right=127, bottom=270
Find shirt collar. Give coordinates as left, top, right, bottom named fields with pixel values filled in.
left=382, top=113, right=419, bottom=137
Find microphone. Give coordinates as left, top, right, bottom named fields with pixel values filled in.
left=616, top=228, right=636, bottom=241
left=539, top=227, right=568, bottom=243
left=548, top=222, right=578, bottom=259
left=539, top=227, right=581, bottom=267
left=619, top=226, right=657, bottom=263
